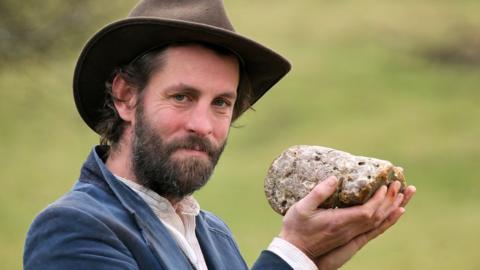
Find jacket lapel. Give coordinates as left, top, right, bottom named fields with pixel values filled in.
left=89, top=147, right=195, bottom=270
left=195, top=216, right=223, bottom=270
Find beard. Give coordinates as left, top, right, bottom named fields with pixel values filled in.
left=131, top=104, right=226, bottom=200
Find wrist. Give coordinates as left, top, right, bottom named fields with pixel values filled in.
left=278, top=234, right=316, bottom=260
left=268, top=237, right=318, bottom=270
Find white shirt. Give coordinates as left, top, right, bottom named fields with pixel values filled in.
left=116, top=176, right=317, bottom=270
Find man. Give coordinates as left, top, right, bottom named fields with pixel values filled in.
left=24, top=0, right=416, bottom=269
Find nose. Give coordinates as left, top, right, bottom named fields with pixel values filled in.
left=185, top=103, right=214, bottom=137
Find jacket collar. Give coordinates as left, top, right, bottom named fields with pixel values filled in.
left=79, top=146, right=195, bottom=269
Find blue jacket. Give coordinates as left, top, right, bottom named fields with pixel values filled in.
left=24, top=146, right=292, bottom=270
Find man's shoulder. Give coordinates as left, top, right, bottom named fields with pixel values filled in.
left=49, top=180, right=116, bottom=212
left=23, top=180, right=144, bottom=270
left=30, top=179, right=125, bottom=231
left=25, top=179, right=136, bottom=250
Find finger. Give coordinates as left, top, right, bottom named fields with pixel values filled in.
left=347, top=207, right=405, bottom=255
left=373, top=182, right=403, bottom=223
left=295, top=176, right=338, bottom=212
left=400, top=185, right=416, bottom=207
left=375, top=181, right=401, bottom=212
left=316, top=233, right=368, bottom=270
left=316, top=206, right=406, bottom=270
left=366, top=207, right=405, bottom=241
left=329, top=185, right=388, bottom=236
left=387, top=181, right=401, bottom=202
left=394, top=193, right=404, bottom=208
left=360, top=184, right=388, bottom=216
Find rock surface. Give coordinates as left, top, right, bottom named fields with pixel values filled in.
left=264, top=145, right=406, bottom=215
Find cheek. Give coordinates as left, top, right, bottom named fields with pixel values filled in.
left=148, top=110, right=186, bottom=137
left=213, top=119, right=231, bottom=142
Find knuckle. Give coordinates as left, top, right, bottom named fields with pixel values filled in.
left=326, top=219, right=354, bottom=243
left=373, top=216, right=384, bottom=227
left=327, top=219, right=342, bottom=234
left=291, top=204, right=310, bottom=219
left=327, top=212, right=344, bottom=229
left=374, top=209, right=384, bottom=221
left=371, top=208, right=389, bottom=228
left=361, top=208, right=375, bottom=220
left=323, top=220, right=342, bottom=238
left=311, top=187, right=326, bottom=200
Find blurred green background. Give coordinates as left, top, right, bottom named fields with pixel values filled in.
left=1, top=0, right=480, bottom=269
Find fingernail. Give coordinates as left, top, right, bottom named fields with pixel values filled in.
left=327, top=176, right=338, bottom=187
left=395, top=193, right=404, bottom=205
left=396, top=180, right=402, bottom=188
left=399, top=207, right=406, bottom=214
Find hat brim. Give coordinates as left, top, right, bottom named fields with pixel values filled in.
left=73, top=17, right=291, bottom=132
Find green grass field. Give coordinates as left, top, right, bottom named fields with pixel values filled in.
left=1, top=1, right=480, bottom=269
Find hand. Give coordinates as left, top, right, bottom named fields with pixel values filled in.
left=279, top=176, right=415, bottom=262
left=315, top=185, right=415, bottom=270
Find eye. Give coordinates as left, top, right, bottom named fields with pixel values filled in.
left=173, top=94, right=187, bottom=102
left=213, top=98, right=227, bottom=107
left=213, top=98, right=231, bottom=107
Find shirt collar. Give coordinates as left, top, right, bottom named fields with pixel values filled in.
left=115, top=175, right=200, bottom=217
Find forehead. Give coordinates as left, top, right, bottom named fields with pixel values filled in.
left=167, top=43, right=239, bottom=60
left=163, top=44, right=239, bottom=70
left=146, top=44, right=240, bottom=93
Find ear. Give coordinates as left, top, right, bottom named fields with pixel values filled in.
left=111, top=74, right=137, bottom=124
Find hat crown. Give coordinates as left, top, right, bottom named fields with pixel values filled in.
left=74, top=0, right=290, bottom=133
left=129, top=0, right=235, bottom=31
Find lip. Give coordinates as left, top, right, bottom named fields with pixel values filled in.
left=174, top=148, right=208, bottom=157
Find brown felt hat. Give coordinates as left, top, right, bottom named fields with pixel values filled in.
left=73, top=0, right=291, bottom=132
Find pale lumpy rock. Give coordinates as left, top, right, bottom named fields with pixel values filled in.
left=264, top=145, right=406, bottom=215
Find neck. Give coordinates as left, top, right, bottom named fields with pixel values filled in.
left=105, top=138, right=138, bottom=185
left=166, top=196, right=184, bottom=207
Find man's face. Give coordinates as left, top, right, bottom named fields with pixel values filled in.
left=131, top=44, right=240, bottom=200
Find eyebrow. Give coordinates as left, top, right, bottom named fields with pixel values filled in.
left=164, top=83, right=237, bottom=100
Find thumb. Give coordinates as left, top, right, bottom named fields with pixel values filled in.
left=295, top=176, right=338, bottom=212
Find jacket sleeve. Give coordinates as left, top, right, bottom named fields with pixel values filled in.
left=251, top=250, right=293, bottom=270
left=24, top=206, right=139, bottom=270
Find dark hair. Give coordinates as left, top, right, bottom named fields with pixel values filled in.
left=96, top=43, right=252, bottom=147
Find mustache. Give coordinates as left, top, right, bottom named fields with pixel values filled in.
left=166, top=135, right=217, bottom=158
